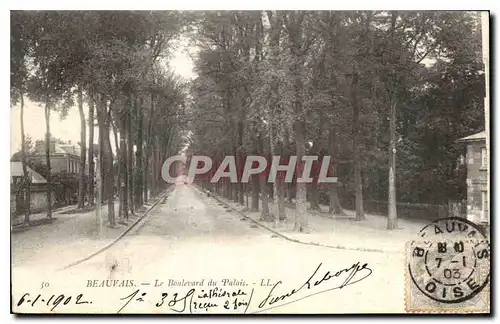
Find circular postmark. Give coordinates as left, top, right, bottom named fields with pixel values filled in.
left=408, top=217, right=490, bottom=304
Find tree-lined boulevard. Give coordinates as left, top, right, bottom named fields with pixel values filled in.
left=10, top=10, right=489, bottom=314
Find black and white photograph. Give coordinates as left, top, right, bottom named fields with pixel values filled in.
left=9, top=7, right=491, bottom=315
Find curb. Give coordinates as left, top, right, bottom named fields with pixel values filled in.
left=59, top=187, right=175, bottom=271
left=194, top=185, right=390, bottom=254
left=11, top=204, right=78, bottom=229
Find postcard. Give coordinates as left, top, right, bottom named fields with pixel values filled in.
left=10, top=9, right=490, bottom=315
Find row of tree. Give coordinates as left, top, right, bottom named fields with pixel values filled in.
left=186, top=11, right=485, bottom=231
left=11, top=11, right=189, bottom=227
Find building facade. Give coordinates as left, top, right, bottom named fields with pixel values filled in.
left=458, top=131, right=489, bottom=225
left=31, top=140, right=87, bottom=175
left=10, top=161, right=55, bottom=215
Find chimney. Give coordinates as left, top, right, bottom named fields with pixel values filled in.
left=35, top=140, right=45, bottom=153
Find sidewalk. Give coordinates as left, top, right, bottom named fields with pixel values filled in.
left=11, top=204, right=77, bottom=227
left=11, top=194, right=165, bottom=271
left=207, top=190, right=429, bottom=254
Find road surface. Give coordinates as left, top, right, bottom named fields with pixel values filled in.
left=12, top=184, right=406, bottom=314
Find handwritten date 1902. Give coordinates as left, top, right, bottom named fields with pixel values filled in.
left=16, top=293, right=92, bottom=311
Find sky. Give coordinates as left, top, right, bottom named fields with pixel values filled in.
left=9, top=44, right=196, bottom=156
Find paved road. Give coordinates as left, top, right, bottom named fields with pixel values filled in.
left=13, top=184, right=406, bottom=314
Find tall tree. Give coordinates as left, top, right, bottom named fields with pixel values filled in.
left=11, top=11, right=33, bottom=223
left=77, top=85, right=87, bottom=209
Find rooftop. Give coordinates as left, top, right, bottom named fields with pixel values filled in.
left=457, top=131, right=486, bottom=142
left=10, top=161, right=47, bottom=184
left=34, top=140, right=81, bottom=156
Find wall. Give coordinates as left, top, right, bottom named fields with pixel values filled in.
left=364, top=200, right=449, bottom=221
left=466, top=140, right=488, bottom=224
left=10, top=193, right=16, bottom=216
left=30, top=154, right=83, bottom=174
left=30, top=188, right=56, bottom=213
left=30, top=155, right=69, bottom=173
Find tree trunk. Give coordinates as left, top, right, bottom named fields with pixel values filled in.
left=250, top=131, right=260, bottom=212
left=387, top=13, right=398, bottom=230
left=233, top=184, right=239, bottom=202
left=135, top=96, right=144, bottom=208
left=269, top=119, right=280, bottom=226
left=111, top=117, right=120, bottom=214
left=232, top=147, right=239, bottom=203
left=144, top=151, right=149, bottom=203
left=20, top=92, right=31, bottom=223
left=277, top=177, right=286, bottom=220
left=351, top=69, right=365, bottom=221
left=88, top=91, right=95, bottom=206
left=98, top=105, right=105, bottom=203
left=119, top=103, right=128, bottom=223
left=127, top=97, right=134, bottom=215
left=233, top=147, right=240, bottom=203
left=259, top=176, right=271, bottom=220
left=44, top=100, right=52, bottom=218
left=105, top=125, right=115, bottom=227
left=226, top=178, right=232, bottom=199
left=153, top=144, right=159, bottom=198
left=310, top=181, right=319, bottom=210
left=237, top=119, right=245, bottom=205
left=328, top=129, right=345, bottom=215
left=353, top=137, right=364, bottom=221
left=144, top=100, right=154, bottom=203
left=245, top=183, right=249, bottom=209
left=97, top=95, right=115, bottom=227
left=77, top=86, right=87, bottom=209
left=288, top=187, right=294, bottom=204
left=151, top=146, right=156, bottom=198
left=387, top=99, right=398, bottom=229
left=294, top=120, right=308, bottom=232
left=238, top=177, right=245, bottom=204
left=251, top=178, right=260, bottom=212
left=283, top=127, right=292, bottom=204
left=259, top=135, right=272, bottom=221
left=309, top=124, right=322, bottom=212
left=329, top=186, right=344, bottom=214
left=95, top=136, right=102, bottom=233
left=289, top=13, right=308, bottom=232
left=275, top=140, right=287, bottom=221
left=286, top=127, right=295, bottom=205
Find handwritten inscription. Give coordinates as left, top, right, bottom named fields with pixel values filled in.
left=16, top=293, right=92, bottom=311
left=256, top=261, right=372, bottom=312
left=117, top=261, right=372, bottom=313
left=14, top=261, right=373, bottom=314
left=118, top=287, right=254, bottom=313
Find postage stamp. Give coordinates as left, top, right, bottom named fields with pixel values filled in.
left=405, top=217, right=490, bottom=313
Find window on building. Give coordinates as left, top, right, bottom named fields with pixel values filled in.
left=481, top=190, right=488, bottom=222
left=481, top=147, right=487, bottom=169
